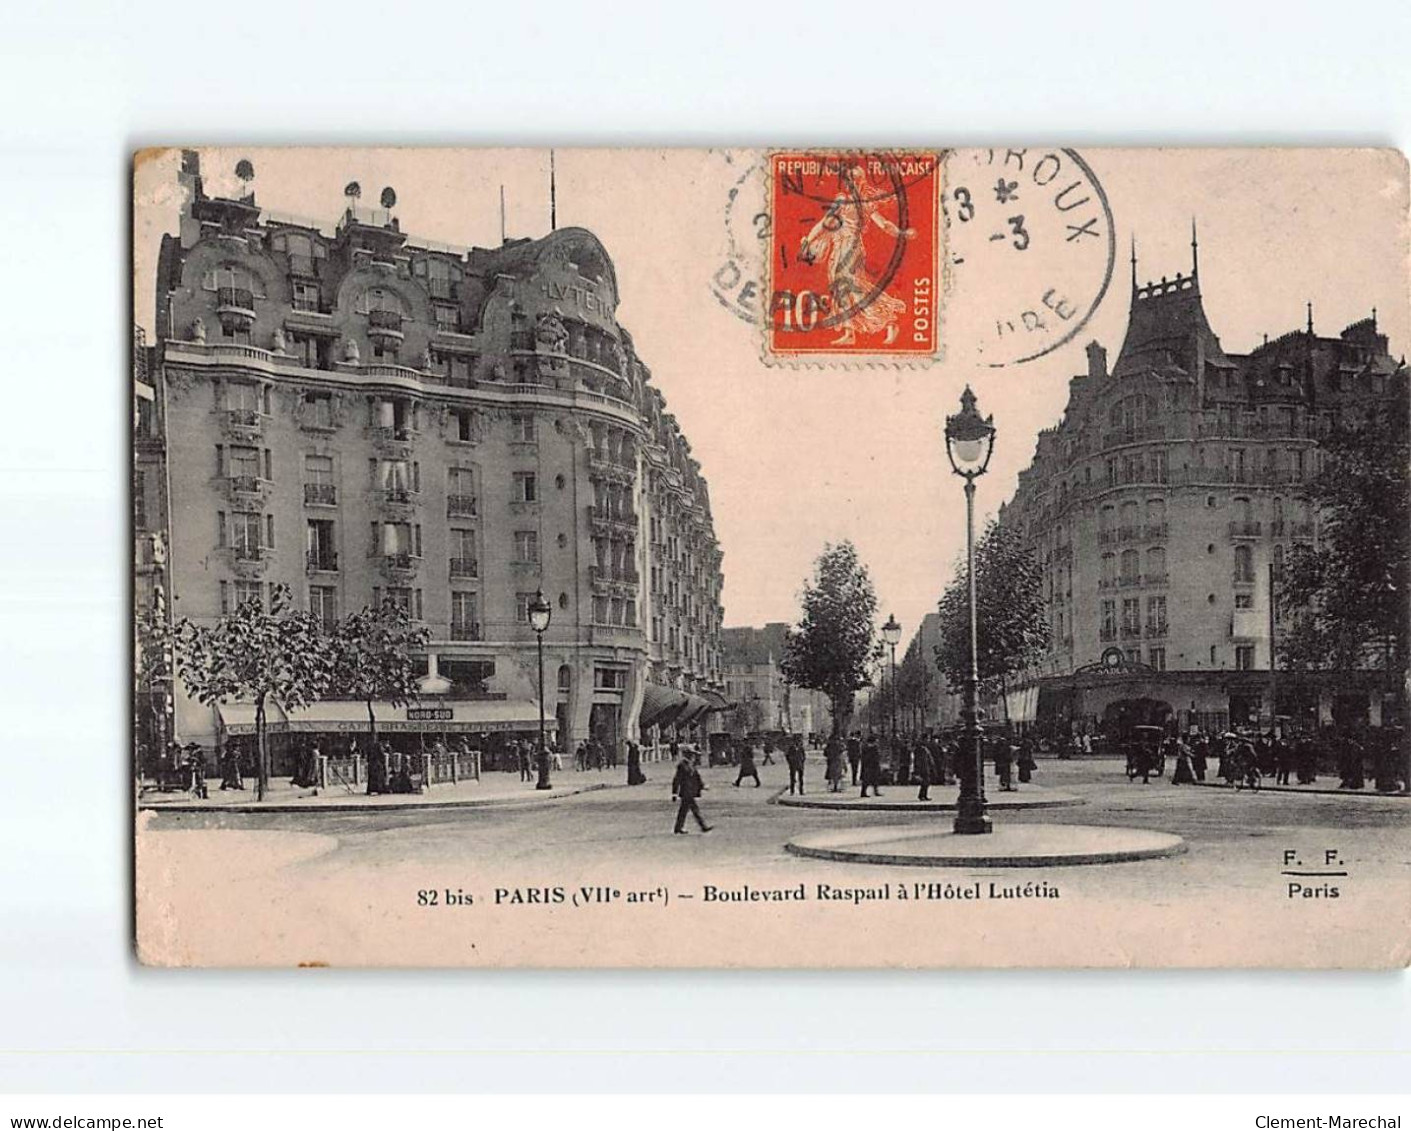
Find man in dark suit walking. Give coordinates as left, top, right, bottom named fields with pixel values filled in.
left=672, top=752, right=713, bottom=834
left=860, top=736, right=883, bottom=798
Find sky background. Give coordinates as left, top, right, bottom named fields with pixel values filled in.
left=135, top=147, right=1409, bottom=652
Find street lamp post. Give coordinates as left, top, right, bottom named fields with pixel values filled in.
left=528, top=588, right=553, bottom=790
left=882, top=614, right=901, bottom=751
left=944, top=386, right=997, bottom=835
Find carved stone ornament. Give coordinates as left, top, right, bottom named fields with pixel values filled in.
left=421, top=345, right=434, bottom=370
left=343, top=337, right=360, bottom=363
left=189, top=316, right=206, bottom=344
left=272, top=325, right=287, bottom=353
left=535, top=309, right=569, bottom=353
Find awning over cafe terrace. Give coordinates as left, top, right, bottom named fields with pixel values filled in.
left=638, top=684, right=691, bottom=731
left=215, top=699, right=553, bottom=737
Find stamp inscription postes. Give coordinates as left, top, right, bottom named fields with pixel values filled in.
left=943, top=148, right=1115, bottom=367
left=767, top=151, right=940, bottom=359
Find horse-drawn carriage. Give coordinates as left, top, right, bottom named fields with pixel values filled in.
left=1124, top=724, right=1167, bottom=781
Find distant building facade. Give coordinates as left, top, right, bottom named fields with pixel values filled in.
left=147, top=153, right=724, bottom=759
left=1001, top=229, right=1405, bottom=736
left=719, top=622, right=830, bottom=735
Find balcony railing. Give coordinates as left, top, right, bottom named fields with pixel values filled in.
left=216, top=286, right=255, bottom=314
left=381, top=551, right=418, bottom=571
left=450, top=622, right=483, bottom=641
left=367, top=308, right=404, bottom=334
left=588, top=505, right=638, bottom=529
left=447, top=494, right=478, bottom=518
left=1229, top=521, right=1263, bottom=538
left=1143, top=572, right=1169, bottom=587
left=232, top=544, right=265, bottom=561
left=449, top=557, right=479, bottom=579
left=381, top=487, right=418, bottom=506
left=1233, top=571, right=1257, bottom=586
left=304, top=483, right=337, bottom=506
left=225, top=408, right=261, bottom=430
left=1120, top=624, right=1142, bottom=640
left=306, top=550, right=338, bottom=572
left=1145, top=621, right=1169, bottom=638
left=1099, top=626, right=1117, bottom=642
left=1118, top=575, right=1142, bottom=588
left=228, top=474, right=263, bottom=495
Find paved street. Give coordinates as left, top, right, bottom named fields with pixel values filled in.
left=138, top=753, right=1411, bottom=968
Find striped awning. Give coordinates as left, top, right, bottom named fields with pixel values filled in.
left=639, top=684, right=690, bottom=730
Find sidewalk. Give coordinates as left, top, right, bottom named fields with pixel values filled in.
left=138, top=768, right=627, bottom=813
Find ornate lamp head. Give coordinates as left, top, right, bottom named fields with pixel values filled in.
left=944, top=385, right=997, bottom=478
left=528, top=588, right=553, bottom=634
left=882, top=614, right=902, bottom=648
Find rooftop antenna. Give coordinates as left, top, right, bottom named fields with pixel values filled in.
left=550, top=149, right=557, bottom=232
left=1190, top=217, right=1199, bottom=279
left=499, top=184, right=506, bottom=244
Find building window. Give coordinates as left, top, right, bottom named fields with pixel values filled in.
left=1145, top=547, right=1166, bottom=582
left=1121, top=598, right=1140, bottom=636
left=1145, top=595, right=1166, bottom=632
left=309, top=586, right=337, bottom=631
left=514, top=472, right=538, bottom=503
left=1234, top=544, right=1254, bottom=583
left=133, top=472, right=147, bottom=530
left=434, top=305, right=459, bottom=334
left=306, top=519, right=336, bottom=569
left=1235, top=645, right=1255, bottom=671
left=514, top=530, right=539, bottom=563
left=1101, top=553, right=1116, bottom=587
left=302, top=391, right=333, bottom=427
left=226, top=381, right=264, bottom=415
left=451, top=409, right=478, bottom=442
left=595, top=666, right=628, bottom=691
left=451, top=591, right=479, bottom=638
left=232, top=513, right=262, bottom=557
left=1119, top=549, right=1139, bottom=583
left=292, top=281, right=320, bottom=313
left=515, top=591, right=537, bottom=624
left=1235, top=592, right=1254, bottom=610
left=510, top=414, right=536, bottom=442
left=233, top=580, right=263, bottom=610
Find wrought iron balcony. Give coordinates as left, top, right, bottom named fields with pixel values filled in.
left=1118, top=575, right=1142, bottom=588
left=306, top=550, right=338, bottom=572
left=1229, top=521, right=1263, bottom=539
left=450, top=621, right=483, bottom=641
left=447, top=494, right=478, bottom=518
left=232, top=543, right=265, bottom=562
left=227, top=474, right=264, bottom=496
left=449, top=557, right=479, bottom=579
left=381, top=487, right=419, bottom=507
left=1142, top=572, right=1169, bottom=587
left=304, top=483, right=337, bottom=506
left=1120, top=623, right=1142, bottom=640
left=216, top=286, right=255, bottom=314
left=367, top=308, right=404, bottom=334
left=1145, top=620, right=1169, bottom=638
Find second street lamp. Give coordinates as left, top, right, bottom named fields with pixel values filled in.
left=528, top=588, right=553, bottom=791
left=944, top=385, right=997, bottom=835
left=882, top=614, right=901, bottom=753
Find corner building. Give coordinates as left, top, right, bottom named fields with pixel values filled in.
left=1001, top=231, right=1405, bottom=736
left=153, top=154, right=724, bottom=758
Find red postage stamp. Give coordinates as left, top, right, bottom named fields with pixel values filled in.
left=767, top=150, right=940, bottom=359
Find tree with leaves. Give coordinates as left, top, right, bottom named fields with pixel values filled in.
left=329, top=601, right=432, bottom=746
left=780, top=541, right=878, bottom=738
left=934, top=519, right=1048, bottom=720
left=174, top=584, right=334, bottom=801
left=1278, top=389, right=1409, bottom=685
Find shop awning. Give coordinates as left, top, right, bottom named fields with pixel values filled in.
left=675, top=694, right=712, bottom=726
left=639, top=684, right=690, bottom=730
left=215, top=700, right=287, bottom=736
left=700, top=689, right=729, bottom=712
left=1004, top=683, right=1039, bottom=725
left=217, top=699, right=552, bottom=735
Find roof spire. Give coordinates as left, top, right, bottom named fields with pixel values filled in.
left=1307, top=301, right=1314, bottom=336
left=1130, top=234, right=1138, bottom=294
left=1372, top=305, right=1378, bottom=330
left=1190, top=217, right=1199, bottom=279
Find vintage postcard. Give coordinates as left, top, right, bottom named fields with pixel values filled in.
left=132, top=147, right=1410, bottom=967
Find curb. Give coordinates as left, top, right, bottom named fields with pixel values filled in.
left=775, top=791, right=1083, bottom=813
left=784, top=825, right=1188, bottom=869
left=1192, top=781, right=1409, bottom=800
left=138, top=782, right=616, bottom=815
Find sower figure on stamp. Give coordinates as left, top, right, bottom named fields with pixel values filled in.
left=799, top=165, right=916, bottom=347
left=671, top=751, right=712, bottom=835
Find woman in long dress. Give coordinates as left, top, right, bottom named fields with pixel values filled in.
left=799, top=166, right=916, bottom=346
left=1170, top=739, right=1196, bottom=785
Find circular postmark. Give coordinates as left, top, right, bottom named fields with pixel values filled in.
left=943, top=147, right=1115, bottom=367
left=710, top=158, right=769, bottom=328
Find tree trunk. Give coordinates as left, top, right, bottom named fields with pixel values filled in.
left=366, top=698, right=378, bottom=746
left=255, top=693, right=268, bottom=802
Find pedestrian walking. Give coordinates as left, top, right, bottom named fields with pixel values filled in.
left=671, top=752, right=712, bottom=834
left=996, top=743, right=1015, bottom=791
left=367, top=741, right=389, bottom=796
left=1017, top=738, right=1037, bottom=785
left=914, top=740, right=935, bottom=801
left=518, top=739, right=533, bottom=782
left=760, top=738, right=776, bottom=766
left=860, top=736, right=883, bottom=798
left=218, top=738, right=244, bottom=791
left=1274, top=735, right=1292, bottom=785
left=1191, top=736, right=1208, bottom=782
left=1171, top=739, right=1196, bottom=785
left=734, top=742, right=761, bottom=788
left=824, top=735, right=845, bottom=793
left=627, top=740, right=646, bottom=786
left=847, top=733, right=862, bottom=786
left=785, top=738, right=806, bottom=795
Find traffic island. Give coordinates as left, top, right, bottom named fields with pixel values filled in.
left=785, top=823, right=1187, bottom=868
left=775, top=786, right=1083, bottom=813
left=137, top=780, right=618, bottom=815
